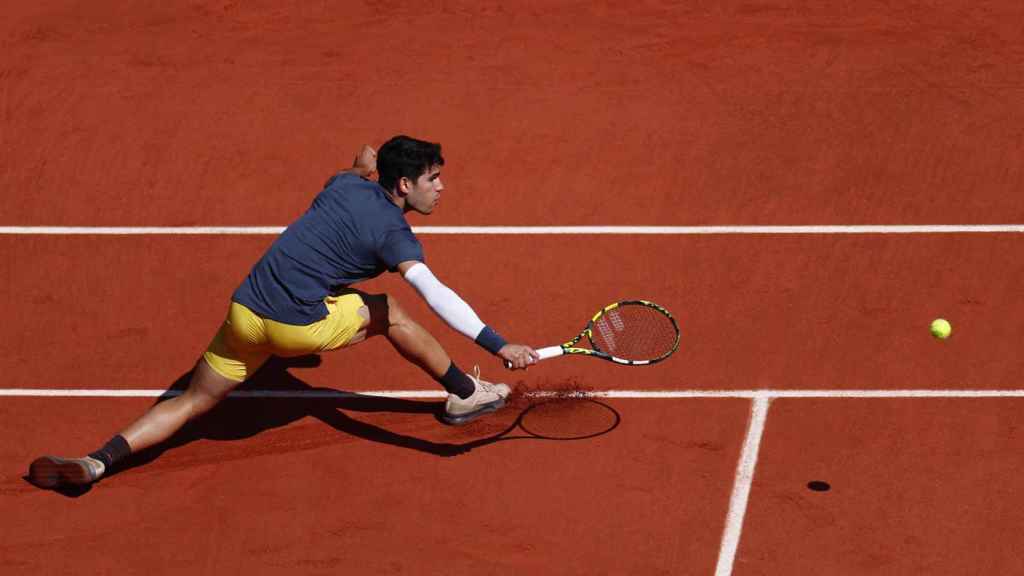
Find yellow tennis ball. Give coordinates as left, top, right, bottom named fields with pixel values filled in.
left=930, top=318, right=952, bottom=340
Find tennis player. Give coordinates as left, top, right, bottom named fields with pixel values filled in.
left=28, top=135, right=539, bottom=489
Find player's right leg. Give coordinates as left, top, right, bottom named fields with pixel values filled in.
left=251, top=289, right=507, bottom=424
left=367, top=293, right=510, bottom=425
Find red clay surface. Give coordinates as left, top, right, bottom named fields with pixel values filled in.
left=740, top=398, right=1024, bottom=575
left=2, top=234, right=1022, bottom=390
left=2, top=0, right=1024, bottom=574
left=2, top=2, right=1022, bottom=227
left=2, top=398, right=747, bottom=575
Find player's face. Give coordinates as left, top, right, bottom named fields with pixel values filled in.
left=405, top=165, right=444, bottom=215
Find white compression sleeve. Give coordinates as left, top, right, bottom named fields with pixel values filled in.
left=402, top=262, right=486, bottom=340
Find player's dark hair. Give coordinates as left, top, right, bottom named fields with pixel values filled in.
left=377, top=135, right=444, bottom=192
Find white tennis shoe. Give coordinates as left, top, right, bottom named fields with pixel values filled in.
left=442, top=366, right=510, bottom=425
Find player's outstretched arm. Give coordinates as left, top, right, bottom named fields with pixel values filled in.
left=398, top=260, right=539, bottom=369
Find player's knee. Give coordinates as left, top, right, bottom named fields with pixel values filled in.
left=184, top=360, right=237, bottom=417
left=360, top=292, right=392, bottom=337
left=386, top=295, right=423, bottom=335
left=385, top=294, right=408, bottom=326
left=177, top=387, right=216, bottom=420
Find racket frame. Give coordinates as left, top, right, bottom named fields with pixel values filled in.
left=545, top=299, right=680, bottom=366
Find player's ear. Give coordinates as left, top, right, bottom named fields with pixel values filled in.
left=397, top=176, right=411, bottom=196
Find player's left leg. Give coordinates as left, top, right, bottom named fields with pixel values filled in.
left=27, top=357, right=243, bottom=489
left=28, top=302, right=271, bottom=489
left=118, top=357, right=240, bottom=452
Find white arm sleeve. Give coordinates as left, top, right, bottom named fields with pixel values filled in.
left=402, top=262, right=486, bottom=340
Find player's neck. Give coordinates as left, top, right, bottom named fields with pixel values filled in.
left=383, top=188, right=406, bottom=210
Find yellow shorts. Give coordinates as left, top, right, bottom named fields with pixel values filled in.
left=203, top=294, right=368, bottom=382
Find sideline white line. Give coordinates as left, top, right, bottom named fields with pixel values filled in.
left=714, top=397, right=771, bottom=576
left=3, top=388, right=1024, bottom=398
left=1, top=225, right=1024, bottom=235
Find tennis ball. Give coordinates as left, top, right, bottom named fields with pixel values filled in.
left=930, top=318, right=952, bottom=340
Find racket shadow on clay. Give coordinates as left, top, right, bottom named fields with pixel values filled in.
left=448, top=397, right=622, bottom=454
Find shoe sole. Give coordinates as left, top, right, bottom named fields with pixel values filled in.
left=27, top=456, right=95, bottom=489
left=441, top=397, right=506, bottom=426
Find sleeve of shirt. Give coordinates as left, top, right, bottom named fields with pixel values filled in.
left=378, top=227, right=425, bottom=272
left=403, top=262, right=508, bottom=354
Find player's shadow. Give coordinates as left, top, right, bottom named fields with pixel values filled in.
left=33, top=355, right=622, bottom=497
left=104, top=355, right=471, bottom=478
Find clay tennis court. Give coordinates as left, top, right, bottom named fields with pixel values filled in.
left=3, top=1, right=1024, bottom=574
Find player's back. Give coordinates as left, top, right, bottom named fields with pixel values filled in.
left=232, top=173, right=421, bottom=325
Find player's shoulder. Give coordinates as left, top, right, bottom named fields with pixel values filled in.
left=347, top=183, right=413, bottom=234
left=323, top=171, right=378, bottom=193
left=318, top=173, right=387, bottom=209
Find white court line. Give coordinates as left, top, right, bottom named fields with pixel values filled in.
left=1, top=225, right=1024, bottom=235
left=0, top=389, right=448, bottom=398
left=3, top=387, right=1013, bottom=572
left=714, top=397, right=771, bottom=576
left=3, top=388, right=1024, bottom=398
left=0, top=226, right=287, bottom=235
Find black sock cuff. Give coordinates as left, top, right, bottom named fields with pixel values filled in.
left=437, top=362, right=475, bottom=399
left=89, top=434, right=132, bottom=469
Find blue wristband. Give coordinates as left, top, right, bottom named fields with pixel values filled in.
left=475, top=326, right=508, bottom=355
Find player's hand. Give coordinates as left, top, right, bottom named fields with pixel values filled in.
left=498, top=344, right=540, bottom=370
left=352, top=145, right=377, bottom=179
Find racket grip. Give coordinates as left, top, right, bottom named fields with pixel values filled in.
left=536, top=346, right=565, bottom=360
left=504, top=346, right=565, bottom=369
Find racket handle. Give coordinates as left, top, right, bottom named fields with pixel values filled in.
left=536, top=346, right=565, bottom=360
left=504, top=346, right=565, bottom=369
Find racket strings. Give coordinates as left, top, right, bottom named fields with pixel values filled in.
left=590, top=305, right=678, bottom=361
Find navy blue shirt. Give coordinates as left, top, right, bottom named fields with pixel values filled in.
left=233, top=173, right=424, bottom=325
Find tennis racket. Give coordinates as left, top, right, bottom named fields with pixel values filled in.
left=507, top=300, right=680, bottom=368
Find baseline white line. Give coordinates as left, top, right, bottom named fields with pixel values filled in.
left=2, top=225, right=1023, bottom=235
left=0, top=226, right=286, bottom=235
left=3, top=388, right=1024, bottom=398
left=0, top=389, right=447, bottom=398
left=714, top=397, right=771, bottom=576
left=417, top=225, right=1024, bottom=235
left=600, top=389, right=1024, bottom=399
